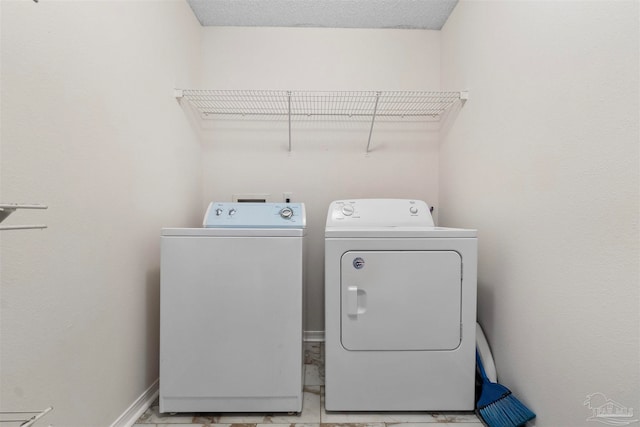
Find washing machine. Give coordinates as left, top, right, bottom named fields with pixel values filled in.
left=160, top=202, right=306, bottom=413
left=324, top=199, right=477, bottom=411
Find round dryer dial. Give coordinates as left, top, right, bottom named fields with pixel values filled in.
left=342, top=205, right=355, bottom=216
left=279, top=207, right=294, bottom=219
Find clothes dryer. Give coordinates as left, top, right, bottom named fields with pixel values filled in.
left=160, top=202, right=306, bottom=413
left=324, top=199, right=477, bottom=411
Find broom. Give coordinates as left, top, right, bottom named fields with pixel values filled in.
left=476, top=350, right=536, bottom=427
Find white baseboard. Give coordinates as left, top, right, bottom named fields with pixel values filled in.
left=110, top=379, right=159, bottom=427
left=304, top=330, right=325, bottom=342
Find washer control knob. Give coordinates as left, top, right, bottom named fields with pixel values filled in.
left=228, top=208, right=237, bottom=216
left=215, top=208, right=223, bottom=216
left=280, top=207, right=294, bottom=219
left=409, top=206, right=418, bottom=214
left=342, top=205, right=354, bottom=216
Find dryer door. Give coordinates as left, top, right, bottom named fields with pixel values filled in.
left=341, top=250, right=462, bottom=351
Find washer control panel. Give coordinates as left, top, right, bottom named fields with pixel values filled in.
left=326, top=199, right=434, bottom=227
left=204, top=202, right=306, bottom=228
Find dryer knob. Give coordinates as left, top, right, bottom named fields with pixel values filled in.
left=342, top=205, right=354, bottom=216
left=280, top=207, right=294, bottom=219
left=229, top=208, right=237, bottom=216
left=215, top=208, right=223, bottom=216
left=410, top=206, right=418, bottom=214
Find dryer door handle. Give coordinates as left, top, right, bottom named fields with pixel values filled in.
left=347, top=286, right=359, bottom=316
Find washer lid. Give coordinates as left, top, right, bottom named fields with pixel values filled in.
left=203, top=202, right=306, bottom=229
left=162, top=227, right=305, bottom=237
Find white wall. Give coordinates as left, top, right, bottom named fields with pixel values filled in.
left=0, top=1, right=202, bottom=426
left=198, top=27, right=442, bottom=332
left=4, top=2, right=636, bottom=425
left=440, top=1, right=639, bottom=425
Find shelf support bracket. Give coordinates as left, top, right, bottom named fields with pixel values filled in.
left=287, top=91, right=292, bottom=152
left=0, top=203, right=48, bottom=231
left=366, top=92, right=380, bottom=153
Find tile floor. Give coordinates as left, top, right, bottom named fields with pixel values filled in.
left=135, top=342, right=480, bottom=427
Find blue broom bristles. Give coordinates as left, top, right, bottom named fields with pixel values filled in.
left=476, top=350, right=536, bottom=427
left=478, top=392, right=536, bottom=427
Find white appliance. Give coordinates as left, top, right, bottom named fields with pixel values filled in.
left=160, top=202, right=306, bottom=413
left=324, top=199, right=477, bottom=411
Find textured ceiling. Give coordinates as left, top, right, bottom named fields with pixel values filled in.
left=186, top=0, right=459, bottom=30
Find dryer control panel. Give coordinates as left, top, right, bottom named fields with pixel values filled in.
left=203, top=202, right=306, bottom=228
left=326, top=199, right=434, bottom=227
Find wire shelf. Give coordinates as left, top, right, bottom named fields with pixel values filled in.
left=178, top=90, right=464, bottom=120
left=175, top=89, right=468, bottom=151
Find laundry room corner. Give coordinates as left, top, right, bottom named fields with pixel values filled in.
left=439, top=1, right=640, bottom=425
left=1, top=1, right=638, bottom=426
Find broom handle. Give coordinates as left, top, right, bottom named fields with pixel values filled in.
left=476, top=349, right=491, bottom=383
